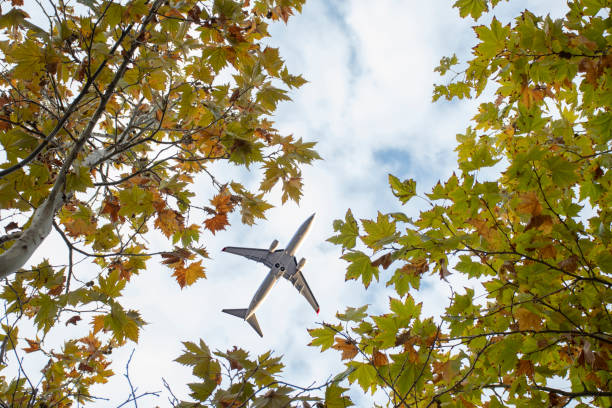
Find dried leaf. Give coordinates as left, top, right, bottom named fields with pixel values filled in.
left=331, top=338, right=358, bottom=361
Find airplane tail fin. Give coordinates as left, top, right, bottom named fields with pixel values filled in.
left=222, top=308, right=264, bottom=337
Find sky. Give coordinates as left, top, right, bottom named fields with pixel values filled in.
left=8, top=0, right=563, bottom=406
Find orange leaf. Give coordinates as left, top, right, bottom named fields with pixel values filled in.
left=154, top=209, right=181, bottom=238
left=211, top=191, right=234, bottom=214
left=204, top=213, right=229, bottom=234
left=23, top=338, right=40, bottom=353
left=331, top=337, right=358, bottom=361
left=172, top=260, right=206, bottom=288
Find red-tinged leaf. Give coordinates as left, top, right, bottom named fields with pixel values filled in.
left=172, top=260, right=206, bottom=288
left=65, top=315, right=81, bottom=326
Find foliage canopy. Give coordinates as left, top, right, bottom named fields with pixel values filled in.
left=0, top=0, right=318, bottom=405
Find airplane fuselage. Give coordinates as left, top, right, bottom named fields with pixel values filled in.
left=244, top=214, right=315, bottom=319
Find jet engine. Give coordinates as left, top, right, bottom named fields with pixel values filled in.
left=297, top=258, right=306, bottom=270
left=269, top=239, right=279, bottom=251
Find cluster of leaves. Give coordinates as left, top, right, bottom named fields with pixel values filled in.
left=313, top=1, right=611, bottom=407
left=173, top=339, right=353, bottom=408
left=0, top=0, right=319, bottom=405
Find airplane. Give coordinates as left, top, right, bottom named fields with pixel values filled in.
left=221, top=213, right=319, bottom=337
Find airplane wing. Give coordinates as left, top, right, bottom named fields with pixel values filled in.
left=288, top=271, right=320, bottom=313
left=222, top=247, right=276, bottom=268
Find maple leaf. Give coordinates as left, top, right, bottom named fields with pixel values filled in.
left=516, top=359, right=534, bottom=380
left=172, top=260, right=206, bottom=288
left=154, top=209, right=181, bottom=238
left=23, top=338, right=40, bottom=353
left=331, top=338, right=358, bottom=361
left=515, top=307, right=543, bottom=330
left=516, top=192, right=542, bottom=216
left=204, top=213, right=229, bottom=234
left=161, top=247, right=192, bottom=266
left=211, top=191, right=234, bottom=214
left=372, top=350, right=389, bottom=367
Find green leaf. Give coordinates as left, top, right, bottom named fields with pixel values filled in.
left=325, top=383, right=353, bottom=408
left=327, top=209, right=360, bottom=249
left=336, top=305, right=369, bottom=322
left=360, top=212, right=397, bottom=250
left=453, top=0, right=488, bottom=20
left=388, top=174, right=417, bottom=204
left=342, top=251, right=379, bottom=288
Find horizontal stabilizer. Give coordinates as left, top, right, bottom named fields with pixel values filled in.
left=222, top=308, right=264, bottom=337
left=222, top=308, right=247, bottom=319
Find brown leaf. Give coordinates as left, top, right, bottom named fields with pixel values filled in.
left=400, top=259, right=428, bottom=276
left=65, top=316, right=81, bottom=326
left=516, top=192, right=542, bottom=216
left=558, top=255, right=579, bottom=273
left=577, top=340, right=595, bottom=367
left=78, top=362, right=94, bottom=373
left=22, top=338, right=40, bottom=353
left=549, top=393, right=570, bottom=408
left=372, top=350, right=389, bottom=367
left=4, top=221, right=19, bottom=232
left=187, top=5, right=201, bottom=22
left=229, top=88, right=241, bottom=102
left=101, top=197, right=122, bottom=223
left=371, top=253, right=393, bottom=270
left=331, top=337, right=358, bottom=361
left=438, top=258, right=451, bottom=281
left=467, top=218, right=498, bottom=242
left=525, top=214, right=553, bottom=233
left=537, top=244, right=557, bottom=259
left=516, top=359, right=534, bottom=380
left=515, top=307, right=542, bottom=331
left=48, top=284, right=64, bottom=296
left=161, top=247, right=192, bottom=265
